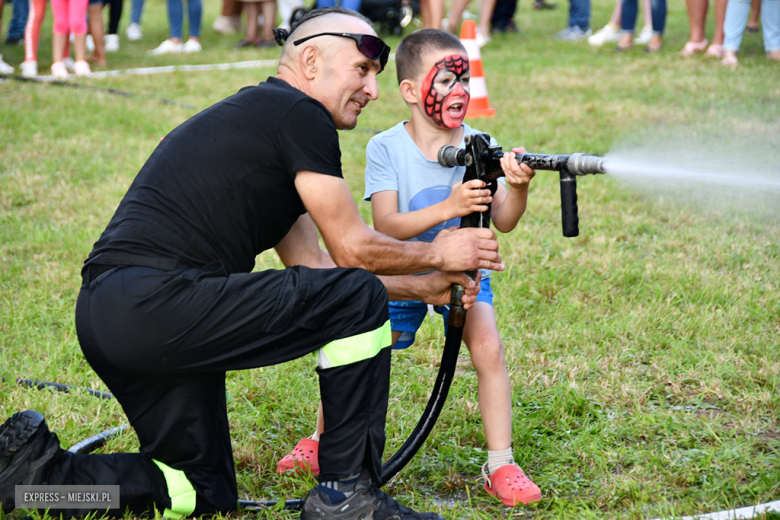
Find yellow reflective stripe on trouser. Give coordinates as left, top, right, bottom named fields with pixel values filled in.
left=317, top=320, right=391, bottom=369
left=152, top=459, right=197, bottom=519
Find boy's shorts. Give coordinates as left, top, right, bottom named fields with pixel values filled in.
left=389, top=276, right=493, bottom=350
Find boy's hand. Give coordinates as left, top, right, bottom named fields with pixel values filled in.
left=501, top=147, right=536, bottom=190
left=446, top=179, right=493, bottom=218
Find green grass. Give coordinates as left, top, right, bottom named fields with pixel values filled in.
left=2, top=0, right=780, bottom=518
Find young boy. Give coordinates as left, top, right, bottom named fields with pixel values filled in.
left=277, top=28, right=542, bottom=507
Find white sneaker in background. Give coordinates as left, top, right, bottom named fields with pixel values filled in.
left=588, top=24, right=620, bottom=46
left=634, top=25, right=652, bottom=45
left=213, top=15, right=238, bottom=34
left=20, top=60, right=38, bottom=77
left=476, top=30, right=491, bottom=47
left=105, top=34, right=120, bottom=52
left=148, top=39, right=183, bottom=54
left=74, top=60, right=91, bottom=76
left=556, top=26, right=592, bottom=41
left=126, top=22, right=143, bottom=41
left=63, top=57, right=76, bottom=73
left=0, top=55, right=14, bottom=74
left=51, top=61, right=69, bottom=78
left=182, top=38, right=202, bottom=53
left=441, top=18, right=449, bottom=32
left=86, top=34, right=95, bottom=52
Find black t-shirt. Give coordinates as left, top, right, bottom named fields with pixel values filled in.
left=85, top=77, right=343, bottom=274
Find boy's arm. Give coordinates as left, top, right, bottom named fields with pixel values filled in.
left=492, top=148, right=536, bottom=233
left=372, top=180, right=494, bottom=240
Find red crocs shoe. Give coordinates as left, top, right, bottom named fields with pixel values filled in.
left=483, top=462, right=542, bottom=506
left=276, top=438, right=320, bottom=475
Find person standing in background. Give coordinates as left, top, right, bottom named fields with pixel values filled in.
left=588, top=0, right=652, bottom=45
left=615, top=0, right=664, bottom=51
left=235, top=0, right=276, bottom=47
left=555, top=0, right=591, bottom=40
left=20, top=0, right=72, bottom=76
left=0, top=0, right=14, bottom=72
left=681, top=0, right=729, bottom=57
left=212, top=0, right=242, bottom=34
left=50, top=0, right=90, bottom=76
left=721, top=0, right=779, bottom=65
left=5, top=0, right=29, bottom=44
left=420, top=0, right=444, bottom=29
left=445, top=0, right=496, bottom=45
left=148, top=0, right=202, bottom=54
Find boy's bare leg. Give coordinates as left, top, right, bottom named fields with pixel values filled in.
left=463, top=302, right=512, bottom=451
left=88, top=3, right=107, bottom=65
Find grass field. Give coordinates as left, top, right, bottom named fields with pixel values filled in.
left=1, top=0, right=780, bottom=518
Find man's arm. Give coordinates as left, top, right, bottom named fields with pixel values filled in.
left=274, top=213, right=480, bottom=308
left=294, top=171, right=504, bottom=275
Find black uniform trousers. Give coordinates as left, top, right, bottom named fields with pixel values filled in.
left=43, top=263, right=391, bottom=518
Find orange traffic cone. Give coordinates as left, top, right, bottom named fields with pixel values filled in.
left=460, top=20, right=495, bottom=118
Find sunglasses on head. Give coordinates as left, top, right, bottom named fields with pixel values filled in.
left=293, top=32, right=390, bottom=72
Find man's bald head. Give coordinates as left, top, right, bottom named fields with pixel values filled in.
left=279, top=7, right=376, bottom=67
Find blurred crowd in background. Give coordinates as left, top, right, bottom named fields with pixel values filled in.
left=0, top=0, right=777, bottom=78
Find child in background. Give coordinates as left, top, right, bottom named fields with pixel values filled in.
left=20, top=0, right=74, bottom=77
left=51, top=0, right=90, bottom=76
left=277, top=28, right=542, bottom=508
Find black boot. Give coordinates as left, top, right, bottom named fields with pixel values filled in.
left=301, top=470, right=444, bottom=520
left=0, top=411, right=62, bottom=513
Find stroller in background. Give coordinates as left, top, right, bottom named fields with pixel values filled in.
left=289, top=0, right=419, bottom=35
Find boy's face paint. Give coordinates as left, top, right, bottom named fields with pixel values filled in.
left=421, top=54, right=470, bottom=129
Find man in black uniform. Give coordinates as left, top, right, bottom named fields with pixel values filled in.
left=0, top=8, right=504, bottom=520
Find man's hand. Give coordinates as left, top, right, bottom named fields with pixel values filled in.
left=432, top=227, right=504, bottom=272
left=446, top=179, right=492, bottom=218
left=377, top=271, right=482, bottom=310
left=418, top=271, right=482, bottom=309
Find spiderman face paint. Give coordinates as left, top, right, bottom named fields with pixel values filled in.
left=421, top=54, right=470, bottom=129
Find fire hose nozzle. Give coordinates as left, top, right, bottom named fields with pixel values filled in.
left=567, top=153, right=607, bottom=176
left=438, top=145, right=466, bottom=168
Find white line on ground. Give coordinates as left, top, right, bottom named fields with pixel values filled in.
left=649, top=500, right=780, bottom=520
left=88, top=59, right=280, bottom=78
left=23, top=54, right=398, bottom=80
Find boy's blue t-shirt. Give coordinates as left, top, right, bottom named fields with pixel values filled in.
left=364, top=121, right=500, bottom=243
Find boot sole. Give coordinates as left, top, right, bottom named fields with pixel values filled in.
left=0, top=411, right=48, bottom=513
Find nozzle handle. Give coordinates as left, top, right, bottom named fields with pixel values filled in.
left=560, top=167, right=579, bottom=237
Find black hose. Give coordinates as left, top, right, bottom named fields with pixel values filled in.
left=379, top=324, right=464, bottom=485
